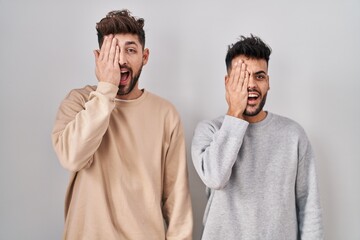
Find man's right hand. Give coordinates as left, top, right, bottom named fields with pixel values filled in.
left=225, top=60, right=249, bottom=119
left=93, top=35, right=121, bottom=86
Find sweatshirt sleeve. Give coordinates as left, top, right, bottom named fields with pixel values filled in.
left=162, top=119, right=193, bottom=240
left=191, top=115, right=249, bottom=190
left=51, top=82, right=118, bottom=172
left=296, top=132, right=324, bottom=239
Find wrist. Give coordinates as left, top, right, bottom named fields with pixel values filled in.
left=226, top=108, right=244, bottom=119
left=97, top=82, right=119, bottom=98
left=98, top=79, right=119, bottom=86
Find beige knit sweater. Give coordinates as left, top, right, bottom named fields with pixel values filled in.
left=52, top=82, right=193, bottom=240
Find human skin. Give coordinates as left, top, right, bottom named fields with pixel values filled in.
left=225, top=55, right=270, bottom=123
left=93, top=34, right=149, bottom=100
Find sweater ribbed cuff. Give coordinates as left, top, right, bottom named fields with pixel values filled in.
left=221, top=115, right=249, bottom=136
left=96, top=82, right=118, bottom=99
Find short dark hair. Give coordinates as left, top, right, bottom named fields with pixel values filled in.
left=225, top=34, right=272, bottom=71
left=96, top=9, right=145, bottom=49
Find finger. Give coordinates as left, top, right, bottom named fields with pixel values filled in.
left=108, top=37, right=117, bottom=64
left=100, top=35, right=113, bottom=61
left=243, top=71, right=249, bottom=91
left=227, top=62, right=236, bottom=87
left=232, top=60, right=242, bottom=89
left=239, top=62, right=246, bottom=88
left=99, top=36, right=109, bottom=60
left=114, top=45, right=120, bottom=66
left=98, top=36, right=107, bottom=60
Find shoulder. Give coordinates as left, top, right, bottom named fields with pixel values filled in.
left=64, top=85, right=96, bottom=102
left=146, top=91, right=176, bottom=108
left=269, top=112, right=309, bottom=144
left=269, top=113, right=303, bottom=129
left=58, top=85, right=96, bottom=110
left=146, top=91, right=180, bottom=115
left=195, top=115, right=225, bottom=134
left=201, top=115, right=225, bottom=127
left=271, top=113, right=315, bottom=160
left=145, top=91, right=182, bottom=126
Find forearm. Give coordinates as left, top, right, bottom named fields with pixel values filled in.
left=191, top=115, right=248, bottom=189
left=52, top=82, right=118, bottom=172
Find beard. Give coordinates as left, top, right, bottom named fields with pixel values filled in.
left=244, top=93, right=267, bottom=117
left=117, top=66, right=143, bottom=96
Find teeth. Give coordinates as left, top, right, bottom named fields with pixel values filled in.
left=248, top=94, right=258, bottom=97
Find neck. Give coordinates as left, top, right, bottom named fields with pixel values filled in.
left=116, top=87, right=143, bottom=100
left=244, top=111, right=267, bottom=123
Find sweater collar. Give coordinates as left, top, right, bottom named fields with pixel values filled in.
left=248, top=111, right=273, bottom=128
left=114, top=89, right=148, bottom=107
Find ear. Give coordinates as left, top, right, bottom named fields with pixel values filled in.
left=142, top=48, right=149, bottom=65
left=224, top=74, right=229, bottom=84
left=267, top=75, right=270, bottom=90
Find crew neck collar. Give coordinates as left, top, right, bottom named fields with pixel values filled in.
left=248, top=111, right=273, bottom=128
left=114, top=89, right=148, bottom=106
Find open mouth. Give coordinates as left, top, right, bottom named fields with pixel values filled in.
left=120, top=69, right=130, bottom=85
left=248, top=92, right=260, bottom=103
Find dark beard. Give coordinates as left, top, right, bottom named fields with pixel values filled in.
left=117, top=67, right=143, bottom=96
left=244, top=93, right=267, bottom=116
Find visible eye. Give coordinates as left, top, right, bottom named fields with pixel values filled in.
left=127, top=48, right=137, bottom=54
left=256, top=74, right=266, bottom=80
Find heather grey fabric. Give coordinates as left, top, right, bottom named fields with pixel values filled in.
left=191, top=112, right=323, bottom=240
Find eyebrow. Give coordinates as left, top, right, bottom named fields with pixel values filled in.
left=125, top=41, right=138, bottom=47
left=254, top=71, right=267, bottom=75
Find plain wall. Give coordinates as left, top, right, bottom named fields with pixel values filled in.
left=1, top=0, right=359, bottom=239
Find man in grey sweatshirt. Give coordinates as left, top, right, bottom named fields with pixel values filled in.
left=191, top=35, right=323, bottom=239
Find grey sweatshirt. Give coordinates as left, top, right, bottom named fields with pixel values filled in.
left=191, top=112, right=323, bottom=240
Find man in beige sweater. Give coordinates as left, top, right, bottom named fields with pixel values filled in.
left=52, top=9, right=193, bottom=240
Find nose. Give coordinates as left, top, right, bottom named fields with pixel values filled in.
left=248, top=73, right=257, bottom=88
left=119, top=50, right=127, bottom=65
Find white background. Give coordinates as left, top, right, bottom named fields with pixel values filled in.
left=0, top=0, right=359, bottom=239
